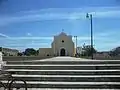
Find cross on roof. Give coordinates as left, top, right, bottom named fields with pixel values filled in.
left=62, top=29, right=64, bottom=32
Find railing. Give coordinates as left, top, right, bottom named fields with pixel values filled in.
left=8, top=78, right=27, bottom=90
left=0, top=71, right=27, bottom=90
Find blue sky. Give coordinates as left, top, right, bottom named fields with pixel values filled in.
left=0, top=0, right=120, bottom=51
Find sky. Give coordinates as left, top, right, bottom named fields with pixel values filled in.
left=0, top=0, right=120, bottom=51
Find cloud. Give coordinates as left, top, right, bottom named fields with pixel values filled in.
left=0, top=33, right=9, bottom=38
left=91, top=10, right=120, bottom=18
left=1, top=7, right=120, bottom=26
left=72, top=36, right=106, bottom=41
left=5, top=42, right=50, bottom=47
left=27, top=33, right=32, bottom=36
left=96, top=32, right=111, bottom=37
left=95, top=32, right=113, bottom=37
left=6, top=37, right=53, bottom=40
left=95, top=41, right=120, bottom=51
left=0, top=36, right=105, bottom=41
left=0, top=35, right=53, bottom=50
left=72, top=36, right=90, bottom=40
left=95, top=30, right=120, bottom=37
left=0, top=31, right=119, bottom=51
left=0, top=35, right=106, bottom=49
left=0, top=37, right=52, bottom=50
left=0, top=36, right=118, bottom=51
left=15, top=7, right=120, bottom=15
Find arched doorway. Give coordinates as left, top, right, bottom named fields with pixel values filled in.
left=60, top=48, right=65, bottom=56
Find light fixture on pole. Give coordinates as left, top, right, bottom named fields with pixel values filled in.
left=86, top=13, right=94, bottom=59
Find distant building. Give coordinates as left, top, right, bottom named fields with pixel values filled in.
left=94, top=51, right=110, bottom=57
left=39, top=32, right=75, bottom=56
left=76, top=47, right=83, bottom=55
left=0, top=47, right=19, bottom=56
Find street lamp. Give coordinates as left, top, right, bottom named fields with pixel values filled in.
left=54, top=41, right=55, bottom=56
left=74, top=36, right=77, bottom=57
left=86, top=13, right=94, bottom=59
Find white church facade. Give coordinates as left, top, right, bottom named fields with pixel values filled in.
left=39, top=32, right=75, bottom=56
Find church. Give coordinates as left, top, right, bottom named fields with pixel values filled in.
left=39, top=32, right=75, bottom=56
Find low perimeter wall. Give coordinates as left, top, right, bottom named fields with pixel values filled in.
left=3, top=56, right=53, bottom=61
left=83, top=56, right=120, bottom=60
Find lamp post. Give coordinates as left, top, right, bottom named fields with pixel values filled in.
left=74, top=36, right=77, bottom=57
left=86, top=13, right=94, bottom=59
left=53, top=36, right=56, bottom=56
left=54, top=41, right=55, bottom=56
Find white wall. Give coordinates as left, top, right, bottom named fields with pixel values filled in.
left=77, top=47, right=82, bottom=54
left=53, top=33, right=74, bottom=56
left=39, top=48, right=53, bottom=56
left=39, top=32, right=75, bottom=57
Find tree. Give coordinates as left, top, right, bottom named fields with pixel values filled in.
left=36, top=50, right=39, bottom=55
left=17, top=52, right=23, bottom=56
left=109, top=47, right=120, bottom=56
left=24, top=48, right=37, bottom=56
left=82, top=45, right=97, bottom=56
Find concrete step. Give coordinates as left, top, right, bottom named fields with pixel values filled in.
left=4, top=64, right=120, bottom=70
left=1, top=75, right=120, bottom=82
left=3, top=57, right=120, bottom=89
left=5, top=69, right=120, bottom=75
left=6, top=60, right=120, bottom=65
left=1, top=81, right=120, bottom=89
left=3, top=56, right=53, bottom=61
left=1, top=88, right=117, bottom=90
left=5, top=65, right=96, bottom=70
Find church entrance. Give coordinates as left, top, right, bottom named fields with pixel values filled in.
left=60, top=48, right=65, bottom=56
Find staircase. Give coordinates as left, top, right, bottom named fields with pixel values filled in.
left=1, top=57, right=120, bottom=89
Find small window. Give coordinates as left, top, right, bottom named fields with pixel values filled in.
left=62, top=40, right=64, bottom=43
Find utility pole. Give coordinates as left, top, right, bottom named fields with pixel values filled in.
left=86, top=13, right=94, bottom=59
left=74, top=36, right=77, bottom=57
